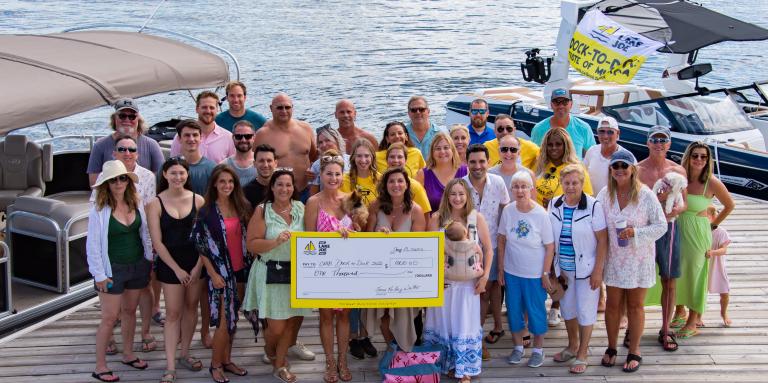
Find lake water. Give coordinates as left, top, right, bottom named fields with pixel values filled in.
left=2, top=0, right=767, bottom=143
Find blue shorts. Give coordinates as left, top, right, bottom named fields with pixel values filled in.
left=487, top=248, right=499, bottom=282
left=503, top=273, right=548, bottom=336
left=655, top=221, right=681, bottom=279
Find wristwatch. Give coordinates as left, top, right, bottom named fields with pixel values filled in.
left=542, top=272, right=550, bottom=277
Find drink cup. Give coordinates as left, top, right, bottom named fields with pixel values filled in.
left=616, top=218, right=629, bottom=247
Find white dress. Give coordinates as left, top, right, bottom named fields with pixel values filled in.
left=597, top=186, right=667, bottom=289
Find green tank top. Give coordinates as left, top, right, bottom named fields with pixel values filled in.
left=108, top=212, right=143, bottom=264
left=684, top=179, right=712, bottom=215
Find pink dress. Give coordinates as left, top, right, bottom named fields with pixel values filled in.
left=316, top=206, right=352, bottom=312
left=708, top=227, right=731, bottom=294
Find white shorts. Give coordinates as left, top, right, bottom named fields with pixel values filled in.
left=559, top=269, right=600, bottom=326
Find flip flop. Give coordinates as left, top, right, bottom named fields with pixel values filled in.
left=105, top=339, right=119, bottom=356
left=484, top=330, right=505, bottom=344
left=141, top=336, right=157, bottom=353
left=121, top=358, right=148, bottom=370
left=553, top=348, right=576, bottom=363
left=152, top=312, right=165, bottom=327
left=670, top=316, right=686, bottom=328
left=676, top=328, right=699, bottom=340
left=601, top=347, right=617, bottom=368
left=223, top=362, right=248, bottom=376
left=160, top=370, right=176, bottom=383
left=569, top=359, right=588, bottom=374
left=622, top=353, right=642, bottom=373
left=177, top=356, right=203, bottom=372
left=91, top=371, right=119, bottom=382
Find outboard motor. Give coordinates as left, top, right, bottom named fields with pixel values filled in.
left=520, top=48, right=552, bottom=84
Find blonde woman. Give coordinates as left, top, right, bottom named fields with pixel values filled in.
left=416, top=131, right=468, bottom=212
left=449, top=124, right=470, bottom=165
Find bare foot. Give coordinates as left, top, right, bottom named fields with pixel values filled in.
left=619, top=316, right=628, bottom=329
left=201, top=333, right=213, bottom=349
left=722, top=315, right=733, bottom=327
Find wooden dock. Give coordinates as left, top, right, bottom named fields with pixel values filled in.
left=1, top=196, right=767, bottom=382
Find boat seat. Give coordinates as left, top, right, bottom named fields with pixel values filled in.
left=0, top=135, right=53, bottom=212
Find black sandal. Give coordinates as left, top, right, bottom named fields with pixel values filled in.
left=601, top=347, right=617, bottom=367
left=120, top=358, right=148, bottom=370
left=659, top=331, right=679, bottom=352
left=622, top=330, right=630, bottom=348
left=223, top=362, right=248, bottom=376
left=623, top=353, right=642, bottom=373
left=484, top=330, right=505, bottom=344
left=91, top=371, right=120, bottom=382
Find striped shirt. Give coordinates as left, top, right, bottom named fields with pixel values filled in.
left=559, top=206, right=576, bottom=271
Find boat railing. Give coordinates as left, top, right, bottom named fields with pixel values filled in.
left=34, top=134, right=106, bottom=154
left=0, top=241, right=10, bottom=320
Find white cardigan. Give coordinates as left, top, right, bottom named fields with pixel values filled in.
left=548, top=193, right=604, bottom=279
left=86, top=203, right=154, bottom=282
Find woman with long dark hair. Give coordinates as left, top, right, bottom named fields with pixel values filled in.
left=375, top=121, right=426, bottom=177
left=192, top=165, right=252, bottom=382
left=146, top=157, right=206, bottom=382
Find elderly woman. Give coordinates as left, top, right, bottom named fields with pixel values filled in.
left=498, top=171, right=554, bottom=368
left=425, top=178, right=492, bottom=382
left=309, top=126, right=351, bottom=195
left=597, top=150, right=667, bottom=373
left=534, top=128, right=593, bottom=208
left=245, top=168, right=311, bottom=383
left=87, top=160, right=153, bottom=383
left=375, top=121, right=427, bottom=177
left=192, top=165, right=252, bottom=382
left=672, top=142, right=735, bottom=338
left=449, top=124, right=470, bottom=165
left=547, top=165, right=608, bottom=374
left=416, top=131, right=468, bottom=211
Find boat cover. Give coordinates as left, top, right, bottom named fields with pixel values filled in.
left=588, top=0, right=768, bottom=54
left=0, top=31, right=230, bottom=135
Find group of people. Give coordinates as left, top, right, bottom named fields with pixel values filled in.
left=86, top=83, right=736, bottom=383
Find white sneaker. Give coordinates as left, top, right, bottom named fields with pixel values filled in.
left=547, top=308, right=562, bottom=327
left=288, top=342, right=316, bottom=361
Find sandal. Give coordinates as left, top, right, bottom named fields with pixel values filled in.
left=601, top=347, right=617, bottom=368
left=141, top=336, right=157, bottom=353
left=273, top=366, right=297, bottom=383
left=91, top=371, right=119, bottom=382
left=121, top=358, right=148, bottom=370
left=622, top=330, right=630, bottom=348
left=152, top=312, right=165, bottom=327
left=338, top=355, right=352, bottom=382
left=223, top=362, right=247, bottom=376
left=209, top=365, right=230, bottom=383
left=324, top=358, right=339, bottom=383
left=676, top=327, right=699, bottom=340
left=159, top=370, right=176, bottom=383
left=522, top=334, right=532, bottom=348
left=177, top=356, right=203, bottom=372
left=553, top=348, right=576, bottom=363
left=569, top=359, right=588, bottom=374
left=670, top=315, right=686, bottom=328
left=622, top=353, right=642, bottom=373
left=659, top=331, right=679, bottom=352
left=105, top=339, right=119, bottom=356
left=484, top=330, right=505, bottom=344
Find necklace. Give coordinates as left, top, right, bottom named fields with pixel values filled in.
left=273, top=203, right=291, bottom=214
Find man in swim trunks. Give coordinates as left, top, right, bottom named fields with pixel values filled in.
left=335, top=99, right=378, bottom=154
left=253, top=93, right=317, bottom=202
left=637, top=125, right=687, bottom=352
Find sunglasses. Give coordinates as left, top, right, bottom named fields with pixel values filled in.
left=274, top=167, right=294, bottom=173
left=499, top=146, right=519, bottom=154
left=649, top=137, right=670, bottom=144
left=409, top=107, right=428, bottom=113
left=234, top=133, right=254, bottom=140
left=273, top=105, right=292, bottom=111
left=496, top=125, right=514, bottom=134
left=315, top=123, right=333, bottom=135
left=611, top=162, right=630, bottom=170
left=543, top=166, right=557, bottom=180
left=118, top=113, right=137, bottom=121
left=470, top=108, right=487, bottom=115
left=691, top=153, right=709, bottom=160
left=108, top=174, right=130, bottom=184
left=552, top=98, right=570, bottom=105
left=597, top=129, right=616, bottom=136
left=116, top=146, right=137, bottom=153
left=320, top=155, right=344, bottom=163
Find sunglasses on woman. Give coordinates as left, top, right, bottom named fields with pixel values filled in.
left=320, top=155, right=344, bottom=163
left=108, top=174, right=130, bottom=183
left=611, top=162, right=630, bottom=170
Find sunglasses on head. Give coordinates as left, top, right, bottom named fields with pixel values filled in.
left=234, top=133, right=254, bottom=140
left=320, top=155, right=344, bottom=163
left=499, top=146, right=519, bottom=154
left=409, top=107, right=428, bottom=113
left=116, top=146, right=137, bottom=153
left=118, top=113, right=137, bottom=121
left=108, top=174, right=130, bottom=184
left=496, top=125, right=514, bottom=134
left=649, top=137, right=670, bottom=144
left=611, top=162, right=630, bottom=170
left=470, top=108, right=487, bottom=115
left=274, top=167, right=294, bottom=173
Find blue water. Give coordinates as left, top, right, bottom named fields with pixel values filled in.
left=2, top=0, right=766, bottom=143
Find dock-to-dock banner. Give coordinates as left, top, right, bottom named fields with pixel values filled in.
left=568, top=9, right=663, bottom=84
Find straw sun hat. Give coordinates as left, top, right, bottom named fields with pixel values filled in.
left=92, top=160, right=138, bottom=188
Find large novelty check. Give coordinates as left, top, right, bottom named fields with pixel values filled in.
left=290, top=232, right=444, bottom=308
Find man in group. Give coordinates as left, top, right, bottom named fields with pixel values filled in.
left=484, top=114, right=539, bottom=170
left=243, top=144, right=278, bottom=207
left=215, top=81, right=268, bottom=132
left=222, top=120, right=257, bottom=185
left=170, top=91, right=236, bottom=164
left=467, top=98, right=495, bottom=146
left=335, top=99, right=378, bottom=153
left=463, top=144, right=510, bottom=361
left=530, top=88, right=595, bottom=159
left=87, top=98, right=165, bottom=185
left=252, top=93, right=317, bottom=202
left=406, top=96, right=445, bottom=158
left=584, top=116, right=625, bottom=194
left=637, top=125, right=687, bottom=353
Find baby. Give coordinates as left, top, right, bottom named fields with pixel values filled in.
left=706, top=205, right=732, bottom=327
left=444, top=221, right=483, bottom=281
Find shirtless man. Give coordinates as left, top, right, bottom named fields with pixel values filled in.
left=636, top=125, right=686, bottom=353
left=335, top=99, right=377, bottom=153
left=253, top=93, right=317, bottom=202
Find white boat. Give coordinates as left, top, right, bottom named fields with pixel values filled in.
left=0, top=25, right=237, bottom=334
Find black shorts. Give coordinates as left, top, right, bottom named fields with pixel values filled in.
left=233, top=268, right=247, bottom=284
left=96, top=259, right=151, bottom=294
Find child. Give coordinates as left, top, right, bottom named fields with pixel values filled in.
left=443, top=220, right=483, bottom=282
left=707, top=205, right=732, bottom=327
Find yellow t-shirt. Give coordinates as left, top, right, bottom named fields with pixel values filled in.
left=375, top=147, right=426, bottom=179
left=341, top=172, right=379, bottom=207
left=409, top=177, right=432, bottom=214
left=534, top=162, right=593, bottom=207
left=485, top=137, right=539, bottom=171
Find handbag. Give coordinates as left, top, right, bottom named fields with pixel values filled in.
left=379, top=343, right=443, bottom=383
left=265, top=260, right=290, bottom=284
left=444, top=210, right=484, bottom=282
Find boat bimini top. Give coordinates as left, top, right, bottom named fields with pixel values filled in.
left=0, top=29, right=233, bottom=135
